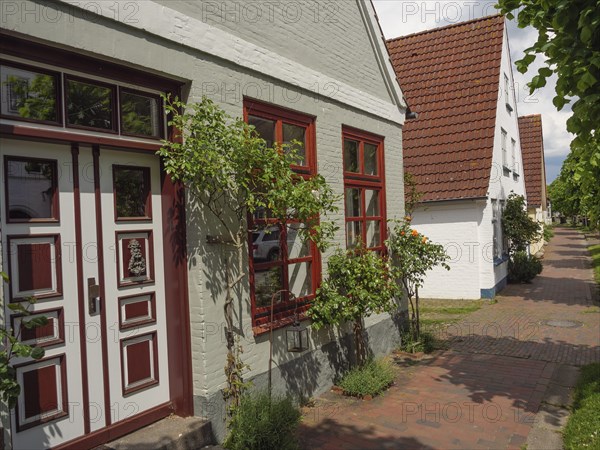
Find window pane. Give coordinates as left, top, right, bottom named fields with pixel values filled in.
left=114, top=166, right=150, bottom=218
left=288, top=262, right=312, bottom=299
left=365, top=189, right=380, bottom=217
left=254, top=266, right=283, bottom=307
left=252, top=226, right=281, bottom=262
left=343, top=139, right=359, bottom=173
left=287, top=223, right=309, bottom=259
left=0, top=65, right=57, bottom=122
left=121, top=91, right=161, bottom=137
left=346, top=221, right=362, bottom=248
left=248, top=115, right=275, bottom=148
left=6, top=158, right=56, bottom=220
left=66, top=79, right=114, bottom=130
left=367, top=220, right=381, bottom=248
left=345, top=188, right=361, bottom=217
left=364, top=143, right=378, bottom=175
left=283, top=123, right=306, bottom=166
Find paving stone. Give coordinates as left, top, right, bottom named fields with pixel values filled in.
left=542, top=382, right=573, bottom=408
left=300, top=229, right=599, bottom=449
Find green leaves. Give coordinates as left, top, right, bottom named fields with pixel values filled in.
left=502, top=193, right=542, bottom=254
left=307, top=242, right=397, bottom=330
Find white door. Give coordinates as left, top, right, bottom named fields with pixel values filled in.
left=1, top=139, right=170, bottom=449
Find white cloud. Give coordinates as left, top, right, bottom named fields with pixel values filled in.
left=373, top=0, right=570, bottom=181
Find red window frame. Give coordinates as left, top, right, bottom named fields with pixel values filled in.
left=243, top=99, right=320, bottom=332
left=342, top=126, right=386, bottom=252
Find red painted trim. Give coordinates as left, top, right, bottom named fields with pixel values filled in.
left=0, top=59, right=63, bottom=126
left=0, top=124, right=161, bottom=152
left=120, top=332, right=159, bottom=396
left=243, top=99, right=321, bottom=328
left=14, top=354, right=69, bottom=432
left=112, top=165, right=153, bottom=222
left=3, top=155, right=60, bottom=223
left=0, top=31, right=183, bottom=92
left=118, top=292, right=157, bottom=330
left=115, top=230, right=155, bottom=288
left=71, top=144, right=91, bottom=434
left=64, top=74, right=118, bottom=134
left=342, top=127, right=387, bottom=252
left=92, top=145, right=112, bottom=426
left=6, top=234, right=63, bottom=302
left=161, top=164, right=193, bottom=417
left=10, top=307, right=65, bottom=348
left=53, top=402, right=172, bottom=450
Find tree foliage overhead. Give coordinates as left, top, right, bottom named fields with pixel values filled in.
left=496, top=0, right=599, bottom=141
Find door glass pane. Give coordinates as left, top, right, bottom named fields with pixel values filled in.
left=367, top=220, right=381, bottom=248
left=283, top=123, right=306, bottom=166
left=252, top=226, right=281, bottom=262
left=6, top=158, right=56, bottom=220
left=114, top=166, right=150, bottom=218
left=288, top=262, right=312, bottom=299
left=345, top=188, right=361, bottom=217
left=364, top=143, right=378, bottom=175
left=343, top=139, right=359, bottom=172
left=66, top=78, right=114, bottom=130
left=248, top=115, right=275, bottom=148
left=0, top=65, right=58, bottom=122
left=346, top=221, right=362, bottom=248
left=365, top=189, right=380, bottom=217
left=287, top=223, right=309, bottom=259
left=254, top=266, right=283, bottom=307
left=121, top=91, right=161, bottom=138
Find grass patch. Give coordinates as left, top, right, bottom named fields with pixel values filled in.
left=563, top=363, right=600, bottom=450
left=397, top=330, right=446, bottom=353
left=589, top=244, right=600, bottom=288
left=338, top=359, right=395, bottom=398
left=224, top=391, right=301, bottom=450
left=420, top=305, right=482, bottom=315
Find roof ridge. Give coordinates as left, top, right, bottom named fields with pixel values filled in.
left=386, top=13, right=503, bottom=43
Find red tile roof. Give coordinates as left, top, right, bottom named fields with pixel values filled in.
left=518, top=114, right=546, bottom=207
left=386, top=15, right=505, bottom=202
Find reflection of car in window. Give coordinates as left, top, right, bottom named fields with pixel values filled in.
left=252, top=226, right=299, bottom=262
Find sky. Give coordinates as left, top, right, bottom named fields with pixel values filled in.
left=372, top=0, right=571, bottom=183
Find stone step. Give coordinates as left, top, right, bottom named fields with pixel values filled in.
left=95, top=416, right=215, bottom=450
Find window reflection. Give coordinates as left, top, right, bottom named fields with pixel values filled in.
left=121, top=91, right=161, bottom=138
left=114, top=166, right=150, bottom=219
left=6, top=158, right=56, bottom=220
left=0, top=65, right=57, bottom=122
left=66, top=78, right=114, bottom=130
left=254, top=266, right=283, bottom=307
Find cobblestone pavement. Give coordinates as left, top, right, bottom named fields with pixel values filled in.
left=300, top=228, right=600, bottom=449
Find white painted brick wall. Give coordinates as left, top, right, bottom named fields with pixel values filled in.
left=3, top=1, right=405, bottom=403
left=411, top=201, right=484, bottom=300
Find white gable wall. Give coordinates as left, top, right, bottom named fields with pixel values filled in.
left=411, top=200, right=485, bottom=300
left=480, top=23, right=527, bottom=295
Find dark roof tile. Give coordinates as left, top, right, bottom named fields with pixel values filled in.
left=518, top=114, right=546, bottom=207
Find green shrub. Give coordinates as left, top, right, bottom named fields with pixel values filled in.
left=508, top=251, right=543, bottom=283
left=563, top=363, right=600, bottom=450
left=338, top=359, right=395, bottom=398
left=398, top=330, right=438, bottom=354
left=224, top=391, right=301, bottom=450
left=543, top=226, right=555, bottom=242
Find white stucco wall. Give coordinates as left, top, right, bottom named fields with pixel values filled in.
left=1, top=0, right=406, bottom=440
left=411, top=200, right=485, bottom=300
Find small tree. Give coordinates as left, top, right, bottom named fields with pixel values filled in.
left=502, top=193, right=542, bottom=255
left=1, top=272, right=48, bottom=408
left=386, top=219, right=450, bottom=341
left=158, top=96, right=337, bottom=417
left=307, top=242, right=397, bottom=366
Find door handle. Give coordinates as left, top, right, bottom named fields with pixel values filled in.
left=87, top=277, right=101, bottom=314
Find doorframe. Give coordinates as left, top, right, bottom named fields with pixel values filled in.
left=0, top=35, right=193, bottom=449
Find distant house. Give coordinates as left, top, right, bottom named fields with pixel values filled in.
left=387, top=15, right=527, bottom=299
left=519, top=114, right=549, bottom=255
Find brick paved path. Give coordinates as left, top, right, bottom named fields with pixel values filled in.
left=300, top=228, right=600, bottom=449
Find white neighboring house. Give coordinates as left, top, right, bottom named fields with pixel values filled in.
left=519, top=114, right=549, bottom=255
left=387, top=15, right=527, bottom=299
